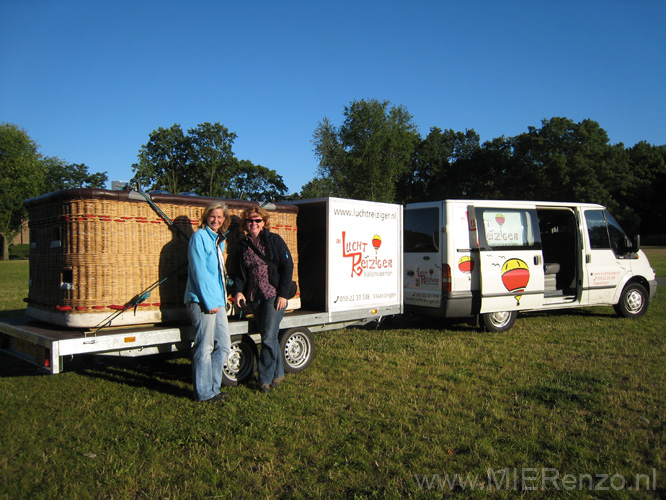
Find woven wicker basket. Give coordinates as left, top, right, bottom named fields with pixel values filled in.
left=25, top=189, right=299, bottom=328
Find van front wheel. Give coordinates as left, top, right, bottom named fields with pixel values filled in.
left=481, top=311, right=517, bottom=332
left=614, top=283, right=649, bottom=318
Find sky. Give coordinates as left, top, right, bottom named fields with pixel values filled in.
left=1, top=1, right=665, bottom=195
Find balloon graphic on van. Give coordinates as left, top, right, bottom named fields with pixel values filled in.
left=458, top=255, right=474, bottom=276
left=495, top=214, right=505, bottom=226
left=372, top=235, right=382, bottom=253
left=501, top=258, right=530, bottom=305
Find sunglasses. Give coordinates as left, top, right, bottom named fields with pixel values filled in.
left=247, top=219, right=263, bottom=224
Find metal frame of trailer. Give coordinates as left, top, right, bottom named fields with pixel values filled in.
left=0, top=304, right=401, bottom=375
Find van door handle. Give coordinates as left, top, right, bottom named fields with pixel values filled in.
left=534, top=255, right=541, bottom=266
left=423, top=256, right=430, bottom=261
left=586, top=254, right=591, bottom=263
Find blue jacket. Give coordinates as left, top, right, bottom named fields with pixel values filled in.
left=184, top=225, right=227, bottom=311
left=232, top=229, right=294, bottom=300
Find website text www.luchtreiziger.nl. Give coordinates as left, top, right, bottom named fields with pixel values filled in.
left=333, top=206, right=397, bottom=222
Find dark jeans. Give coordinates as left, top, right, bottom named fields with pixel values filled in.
left=250, top=296, right=285, bottom=386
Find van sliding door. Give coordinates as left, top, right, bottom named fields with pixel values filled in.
left=470, top=205, right=545, bottom=313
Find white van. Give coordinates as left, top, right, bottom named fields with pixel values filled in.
left=404, top=200, right=658, bottom=331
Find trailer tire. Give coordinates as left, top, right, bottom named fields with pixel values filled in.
left=614, top=283, right=649, bottom=318
left=481, top=310, right=517, bottom=332
left=279, top=328, right=315, bottom=374
left=223, top=335, right=257, bottom=386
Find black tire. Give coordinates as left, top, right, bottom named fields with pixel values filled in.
left=279, top=328, right=315, bottom=374
left=222, top=335, right=257, bottom=386
left=481, top=310, right=517, bottom=332
left=613, top=283, right=649, bottom=318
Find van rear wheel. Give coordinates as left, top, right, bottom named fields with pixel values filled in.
left=614, top=283, right=649, bottom=318
left=481, top=311, right=517, bottom=332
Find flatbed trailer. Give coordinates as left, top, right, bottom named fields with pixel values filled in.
left=0, top=304, right=400, bottom=383
left=2, top=196, right=404, bottom=383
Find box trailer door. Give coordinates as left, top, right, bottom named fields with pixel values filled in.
left=470, top=205, right=545, bottom=313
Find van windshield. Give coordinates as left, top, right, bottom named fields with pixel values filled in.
left=405, top=207, right=439, bottom=253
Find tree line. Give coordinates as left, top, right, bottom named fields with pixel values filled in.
left=2, top=102, right=664, bottom=258
left=305, top=99, right=666, bottom=240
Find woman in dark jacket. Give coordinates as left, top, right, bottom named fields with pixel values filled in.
left=232, top=206, right=294, bottom=393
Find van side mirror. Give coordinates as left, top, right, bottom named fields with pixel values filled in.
left=631, top=234, right=640, bottom=253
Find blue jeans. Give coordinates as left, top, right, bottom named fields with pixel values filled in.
left=250, top=297, right=285, bottom=386
left=186, top=302, right=231, bottom=401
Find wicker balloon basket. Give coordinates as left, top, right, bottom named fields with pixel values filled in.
left=24, top=188, right=300, bottom=328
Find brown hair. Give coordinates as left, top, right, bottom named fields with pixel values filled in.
left=200, top=200, right=230, bottom=232
left=241, top=206, right=271, bottom=232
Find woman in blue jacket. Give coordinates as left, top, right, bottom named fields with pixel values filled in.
left=184, top=201, right=231, bottom=402
left=232, top=206, right=294, bottom=393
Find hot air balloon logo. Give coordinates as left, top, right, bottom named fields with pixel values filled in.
left=458, top=255, right=474, bottom=280
left=501, top=258, right=530, bottom=305
left=495, top=214, right=505, bottom=227
left=372, top=234, right=382, bottom=254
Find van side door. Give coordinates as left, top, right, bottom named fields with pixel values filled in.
left=403, top=204, right=443, bottom=310
left=470, top=205, right=545, bottom=313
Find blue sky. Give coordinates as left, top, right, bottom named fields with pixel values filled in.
left=2, top=1, right=665, bottom=195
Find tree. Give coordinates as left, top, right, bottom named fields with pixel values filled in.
left=132, top=124, right=191, bottom=194
left=0, top=123, right=45, bottom=260
left=43, top=156, right=108, bottom=191
left=313, top=99, right=420, bottom=203
left=132, top=122, right=288, bottom=201
left=188, top=122, right=237, bottom=197
left=399, top=127, right=481, bottom=202
left=229, top=159, right=288, bottom=201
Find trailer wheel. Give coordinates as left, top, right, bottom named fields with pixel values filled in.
left=614, top=283, right=649, bottom=318
left=279, top=328, right=315, bottom=374
left=223, top=335, right=257, bottom=386
left=481, top=311, right=517, bottom=332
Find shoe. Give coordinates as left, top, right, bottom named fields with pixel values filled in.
left=260, top=384, right=271, bottom=393
left=271, top=376, right=285, bottom=389
left=204, top=392, right=228, bottom=402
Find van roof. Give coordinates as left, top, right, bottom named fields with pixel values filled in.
left=406, top=200, right=606, bottom=210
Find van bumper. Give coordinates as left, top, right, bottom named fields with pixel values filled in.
left=648, top=279, right=658, bottom=300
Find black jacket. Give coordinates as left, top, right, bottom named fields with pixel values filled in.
left=232, top=229, right=294, bottom=300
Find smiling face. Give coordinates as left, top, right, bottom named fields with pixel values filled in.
left=206, top=208, right=225, bottom=233
left=245, top=212, right=265, bottom=239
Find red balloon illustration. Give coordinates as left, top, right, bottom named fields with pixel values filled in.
left=501, top=258, right=530, bottom=305
left=458, top=255, right=474, bottom=274
left=495, top=214, right=505, bottom=226
left=372, top=234, right=382, bottom=253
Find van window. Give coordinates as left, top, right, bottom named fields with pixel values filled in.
left=585, top=209, right=631, bottom=256
left=585, top=210, right=610, bottom=249
left=477, top=208, right=540, bottom=250
left=405, top=207, right=439, bottom=252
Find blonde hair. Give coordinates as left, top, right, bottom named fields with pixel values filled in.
left=241, top=206, right=271, bottom=231
left=200, top=200, right=230, bottom=232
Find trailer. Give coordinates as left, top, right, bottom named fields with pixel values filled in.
left=0, top=197, right=403, bottom=384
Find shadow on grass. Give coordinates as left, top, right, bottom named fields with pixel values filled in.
left=73, top=352, right=195, bottom=400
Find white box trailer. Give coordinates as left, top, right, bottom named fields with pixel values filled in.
left=0, top=197, right=403, bottom=382
left=404, top=199, right=657, bottom=331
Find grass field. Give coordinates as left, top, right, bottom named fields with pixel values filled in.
left=0, top=252, right=664, bottom=499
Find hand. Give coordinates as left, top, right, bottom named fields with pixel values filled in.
left=275, top=297, right=288, bottom=311
left=208, top=307, right=219, bottom=314
left=234, top=292, right=247, bottom=308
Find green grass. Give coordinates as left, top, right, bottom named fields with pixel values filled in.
left=1, top=258, right=665, bottom=499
